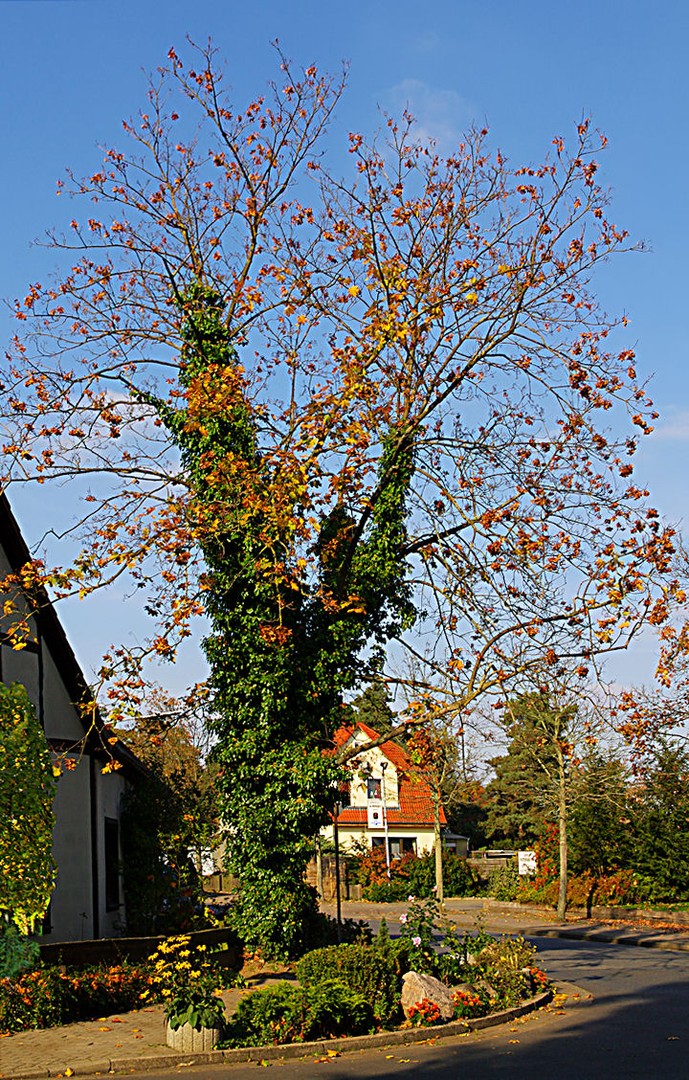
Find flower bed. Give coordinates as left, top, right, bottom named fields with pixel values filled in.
left=221, top=900, right=551, bottom=1047
left=1, top=913, right=550, bottom=1045
left=0, top=932, right=241, bottom=1035
left=0, top=962, right=156, bottom=1034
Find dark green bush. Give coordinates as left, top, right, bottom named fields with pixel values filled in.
left=487, top=865, right=520, bottom=901
left=223, top=980, right=374, bottom=1046
left=296, top=942, right=400, bottom=1026
left=0, top=923, right=40, bottom=980
left=362, top=879, right=409, bottom=902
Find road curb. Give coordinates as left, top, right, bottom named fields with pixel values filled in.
left=0, top=991, right=553, bottom=1078
left=522, top=925, right=689, bottom=952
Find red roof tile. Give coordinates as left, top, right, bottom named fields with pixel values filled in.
left=333, top=721, right=447, bottom=827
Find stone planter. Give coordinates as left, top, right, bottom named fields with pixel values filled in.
left=165, top=1020, right=221, bottom=1052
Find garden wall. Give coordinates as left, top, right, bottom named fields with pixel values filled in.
left=38, top=925, right=242, bottom=969
left=306, top=855, right=361, bottom=901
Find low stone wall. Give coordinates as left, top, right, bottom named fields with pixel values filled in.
left=39, top=925, right=242, bottom=969
left=306, top=854, right=361, bottom=902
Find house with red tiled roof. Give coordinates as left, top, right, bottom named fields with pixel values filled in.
left=322, top=720, right=448, bottom=860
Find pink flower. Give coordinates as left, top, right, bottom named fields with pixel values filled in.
left=408, top=895, right=415, bottom=902
left=412, top=936, right=422, bottom=947
left=399, top=913, right=408, bottom=924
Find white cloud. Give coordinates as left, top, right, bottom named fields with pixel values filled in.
left=382, top=78, right=477, bottom=152
left=652, top=409, right=689, bottom=442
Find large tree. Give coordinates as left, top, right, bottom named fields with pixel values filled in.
left=0, top=44, right=680, bottom=953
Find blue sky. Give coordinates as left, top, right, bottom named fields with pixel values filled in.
left=1, top=0, right=687, bottom=691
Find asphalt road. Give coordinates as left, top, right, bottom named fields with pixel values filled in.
left=133, top=936, right=689, bottom=1080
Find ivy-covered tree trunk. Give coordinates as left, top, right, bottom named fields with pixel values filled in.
left=157, top=285, right=416, bottom=957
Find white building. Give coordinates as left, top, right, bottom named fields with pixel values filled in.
left=322, top=720, right=447, bottom=859
left=0, top=493, right=144, bottom=941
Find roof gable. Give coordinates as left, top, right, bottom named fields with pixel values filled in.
left=0, top=492, right=144, bottom=776
left=334, top=719, right=447, bottom=827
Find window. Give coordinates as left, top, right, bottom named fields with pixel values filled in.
left=367, top=777, right=382, bottom=800
left=104, top=817, right=120, bottom=912
left=372, top=836, right=416, bottom=859
left=41, top=901, right=52, bottom=936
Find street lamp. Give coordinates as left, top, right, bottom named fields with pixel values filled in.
left=332, top=800, right=342, bottom=942
left=380, top=761, right=391, bottom=880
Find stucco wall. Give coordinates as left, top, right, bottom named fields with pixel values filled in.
left=93, top=766, right=128, bottom=937
left=346, top=733, right=399, bottom=807
left=42, top=647, right=88, bottom=742
left=49, top=757, right=95, bottom=941
left=322, top=822, right=436, bottom=856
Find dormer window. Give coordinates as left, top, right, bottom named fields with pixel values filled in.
left=367, top=777, right=382, bottom=800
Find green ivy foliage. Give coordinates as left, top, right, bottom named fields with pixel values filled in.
left=151, top=284, right=417, bottom=958
left=0, top=683, right=56, bottom=933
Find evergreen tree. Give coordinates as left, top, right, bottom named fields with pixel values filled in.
left=630, top=741, right=689, bottom=900
left=484, top=693, right=562, bottom=847
left=568, top=751, right=632, bottom=876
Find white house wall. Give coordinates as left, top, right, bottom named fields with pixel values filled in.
left=1, top=645, right=40, bottom=708
left=346, top=734, right=399, bottom=807
left=1, top=497, right=136, bottom=942
left=93, top=765, right=128, bottom=938
left=323, top=822, right=436, bottom=855
left=49, top=758, right=95, bottom=941
left=42, top=646, right=89, bottom=743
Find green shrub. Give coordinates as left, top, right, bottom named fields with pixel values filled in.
left=474, top=937, right=536, bottom=1007
left=487, top=865, right=520, bottom=901
left=372, top=918, right=410, bottom=976
left=296, top=942, right=400, bottom=1026
left=360, top=850, right=479, bottom=901
left=223, top=980, right=374, bottom=1046
left=362, top=880, right=409, bottom=902
left=0, top=923, right=40, bottom=980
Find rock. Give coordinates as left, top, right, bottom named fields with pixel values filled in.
left=401, top=971, right=455, bottom=1021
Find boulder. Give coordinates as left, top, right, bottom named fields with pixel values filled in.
left=401, top=971, right=455, bottom=1021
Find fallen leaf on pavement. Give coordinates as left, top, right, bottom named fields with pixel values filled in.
left=98, top=1026, right=111, bottom=1031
